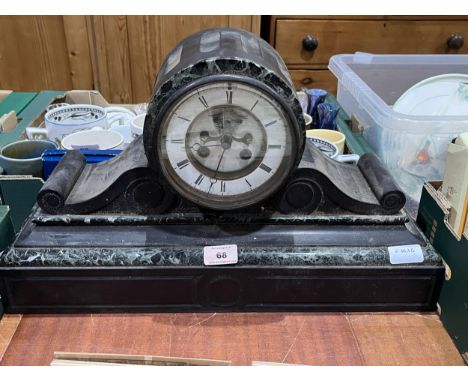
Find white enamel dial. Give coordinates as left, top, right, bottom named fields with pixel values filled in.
left=157, top=80, right=295, bottom=209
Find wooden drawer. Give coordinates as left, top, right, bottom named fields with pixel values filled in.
left=276, top=19, right=468, bottom=66
left=289, top=70, right=337, bottom=94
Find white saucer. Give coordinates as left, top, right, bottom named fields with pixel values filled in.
left=393, top=73, right=468, bottom=116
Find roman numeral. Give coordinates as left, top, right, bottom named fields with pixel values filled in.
left=264, top=120, right=277, bottom=128
left=245, top=179, right=252, bottom=188
left=220, top=181, right=226, bottom=193
left=226, top=90, right=233, bottom=104
left=177, top=116, right=191, bottom=122
left=259, top=163, right=272, bottom=173
left=171, top=138, right=185, bottom=144
left=198, top=96, right=209, bottom=108
left=250, top=100, right=259, bottom=111
left=176, top=159, right=189, bottom=169
left=268, top=144, right=281, bottom=149
left=194, top=174, right=205, bottom=186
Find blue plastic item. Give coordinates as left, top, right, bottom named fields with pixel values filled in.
left=42, top=149, right=122, bottom=180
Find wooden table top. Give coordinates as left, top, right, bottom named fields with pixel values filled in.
left=0, top=312, right=464, bottom=366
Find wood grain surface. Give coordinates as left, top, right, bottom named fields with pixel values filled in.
left=0, top=314, right=21, bottom=363
left=289, top=69, right=337, bottom=94
left=62, top=16, right=94, bottom=90
left=0, top=16, right=73, bottom=91
left=0, top=312, right=463, bottom=366
left=275, top=19, right=468, bottom=66
left=0, top=16, right=261, bottom=104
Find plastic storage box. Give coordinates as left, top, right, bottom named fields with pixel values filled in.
left=329, top=53, right=468, bottom=203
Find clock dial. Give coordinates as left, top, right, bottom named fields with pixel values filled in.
left=157, top=80, right=296, bottom=209
left=144, top=28, right=306, bottom=211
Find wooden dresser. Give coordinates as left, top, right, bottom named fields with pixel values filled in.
left=267, top=16, right=468, bottom=93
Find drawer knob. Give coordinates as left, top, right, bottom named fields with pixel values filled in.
left=302, top=35, right=318, bottom=52
left=447, top=33, right=464, bottom=50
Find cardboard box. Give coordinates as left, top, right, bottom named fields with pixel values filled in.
left=417, top=181, right=468, bottom=357
left=441, top=134, right=468, bottom=240
left=26, top=90, right=140, bottom=134
left=0, top=90, right=12, bottom=101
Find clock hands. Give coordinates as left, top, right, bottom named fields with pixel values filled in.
left=207, top=148, right=226, bottom=194
left=207, top=110, right=227, bottom=193
left=187, top=103, right=259, bottom=184
left=213, top=148, right=226, bottom=178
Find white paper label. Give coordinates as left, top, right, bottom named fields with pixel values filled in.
left=388, top=244, right=424, bottom=265
left=203, top=244, right=238, bottom=266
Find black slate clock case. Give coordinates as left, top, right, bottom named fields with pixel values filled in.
left=0, top=29, right=443, bottom=313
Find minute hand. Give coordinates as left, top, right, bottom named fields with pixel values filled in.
left=208, top=148, right=226, bottom=194
left=213, top=148, right=226, bottom=179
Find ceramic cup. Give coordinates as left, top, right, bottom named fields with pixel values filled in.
left=0, top=139, right=57, bottom=177
left=45, top=102, right=70, bottom=112
left=26, top=104, right=125, bottom=145
left=61, top=129, right=124, bottom=150
left=306, top=137, right=359, bottom=164
left=306, top=129, right=346, bottom=154
left=105, top=107, right=137, bottom=148
left=130, top=114, right=146, bottom=138
left=105, top=106, right=136, bottom=128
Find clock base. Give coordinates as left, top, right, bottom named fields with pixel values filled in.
left=0, top=203, right=443, bottom=313
left=0, top=133, right=440, bottom=313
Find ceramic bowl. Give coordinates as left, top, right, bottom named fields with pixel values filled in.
left=0, top=139, right=57, bottom=177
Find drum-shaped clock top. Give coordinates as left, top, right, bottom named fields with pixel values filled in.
left=144, top=28, right=306, bottom=210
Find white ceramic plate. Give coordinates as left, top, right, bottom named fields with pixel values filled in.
left=393, top=73, right=468, bottom=116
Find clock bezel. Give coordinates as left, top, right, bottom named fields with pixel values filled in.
left=145, top=73, right=304, bottom=210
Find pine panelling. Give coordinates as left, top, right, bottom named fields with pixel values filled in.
left=0, top=16, right=72, bottom=91
left=86, top=15, right=111, bottom=99
left=62, top=16, right=94, bottom=90
left=86, top=15, right=134, bottom=103
left=127, top=16, right=161, bottom=104
left=89, top=16, right=133, bottom=104
left=32, top=16, right=73, bottom=90
left=229, top=15, right=261, bottom=35
left=103, top=16, right=133, bottom=104
left=0, top=16, right=261, bottom=102
left=157, top=16, right=229, bottom=63
left=126, top=16, right=261, bottom=103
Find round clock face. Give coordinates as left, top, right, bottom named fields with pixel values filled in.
left=157, top=80, right=297, bottom=209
